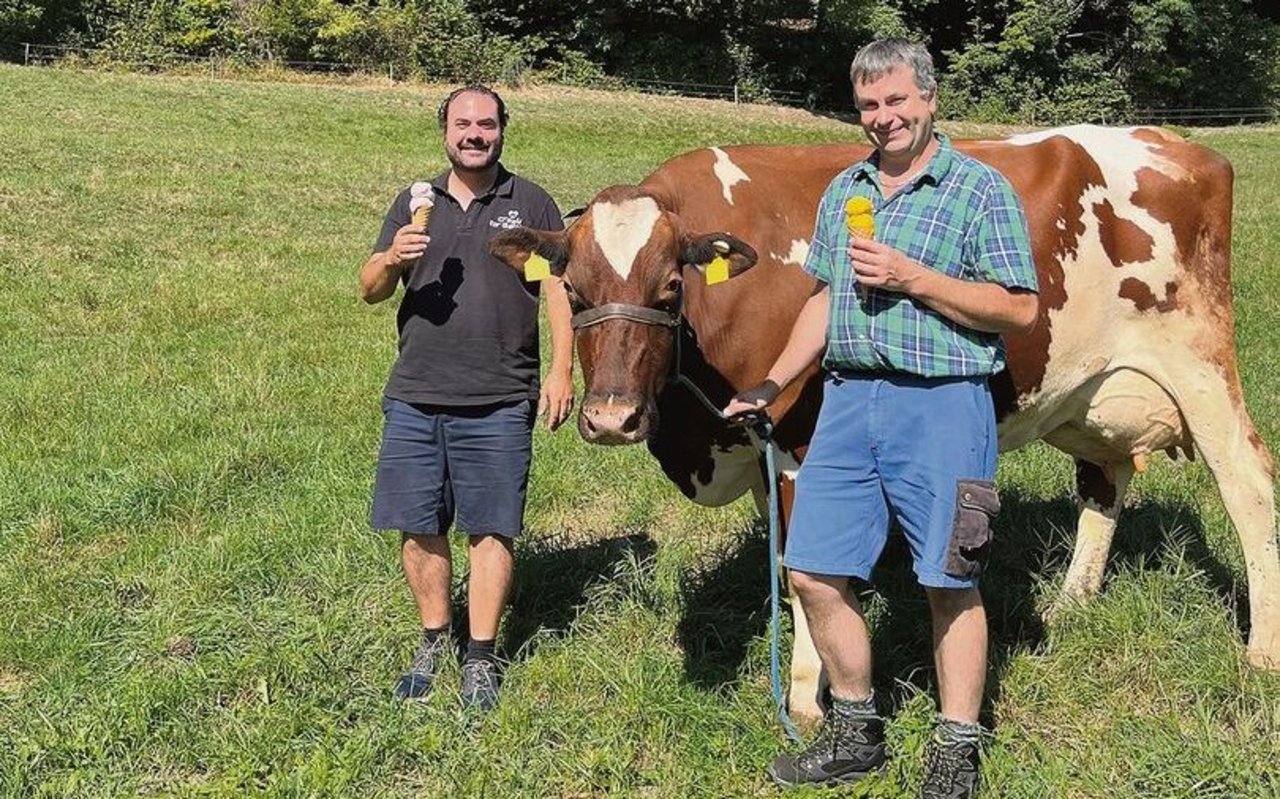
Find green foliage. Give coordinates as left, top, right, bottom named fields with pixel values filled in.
left=3, top=1, right=1280, bottom=129
left=0, top=0, right=44, bottom=45
left=942, top=0, right=1279, bottom=123
left=537, top=48, right=616, bottom=88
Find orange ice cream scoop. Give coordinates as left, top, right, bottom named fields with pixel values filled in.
left=844, top=196, right=875, bottom=239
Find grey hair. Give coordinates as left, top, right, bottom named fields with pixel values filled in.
left=849, top=38, right=937, bottom=97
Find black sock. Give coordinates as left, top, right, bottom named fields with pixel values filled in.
left=422, top=626, right=449, bottom=647
left=465, top=637, right=497, bottom=664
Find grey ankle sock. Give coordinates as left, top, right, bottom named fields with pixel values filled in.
left=830, top=692, right=878, bottom=717
left=936, top=717, right=983, bottom=744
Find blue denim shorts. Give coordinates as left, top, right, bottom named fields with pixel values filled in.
left=783, top=372, right=1000, bottom=589
left=370, top=396, right=535, bottom=537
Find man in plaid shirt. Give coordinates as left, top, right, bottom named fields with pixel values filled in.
left=726, top=39, right=1039, bottom=797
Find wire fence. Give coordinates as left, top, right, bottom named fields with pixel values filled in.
left=10, top=41, right=1278, bottom=126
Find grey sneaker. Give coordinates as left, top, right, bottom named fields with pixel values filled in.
left=768, top=709, right=887, bottom=787
left=920, top=733, right=981, bottom=798
left=460, top=658, right=501, bottom=712
left=393, top=632, right=450, bottom=702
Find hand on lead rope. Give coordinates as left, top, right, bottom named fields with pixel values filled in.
left=723, top=379, right=782, bottom=422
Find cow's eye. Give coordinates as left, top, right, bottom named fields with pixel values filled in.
left=656, top=278, right=682, bottom=312
left=563, top=282, right=588, bottom=312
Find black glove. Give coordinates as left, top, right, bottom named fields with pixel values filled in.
left=725, top=379, right=781, bottom=422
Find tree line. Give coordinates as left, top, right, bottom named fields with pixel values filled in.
left=4, top=0, right=1278, bottom=122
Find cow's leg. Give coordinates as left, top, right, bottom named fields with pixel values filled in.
left=780, top=471, right=826, bottom=722
left=1051, top=458, right=1135, bottom=616
left=1168, top=369, right=1280, bottom=670
left=752, top=466, right=825, bottom=723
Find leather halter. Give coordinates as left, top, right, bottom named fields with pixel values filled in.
left=570, top=303, right=680, bottom=330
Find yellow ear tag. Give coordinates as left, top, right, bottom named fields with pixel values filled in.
left=525, top=252, right=552, bottom=282
left=706, top=255, right=730, bottom=285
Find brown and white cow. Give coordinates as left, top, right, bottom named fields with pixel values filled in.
left=492, top=125, right=1280, bottom=720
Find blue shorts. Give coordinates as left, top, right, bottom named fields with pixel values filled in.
left=783, top=372, right=1000, bottom=589
left=370, top=396, right=535, bottom=537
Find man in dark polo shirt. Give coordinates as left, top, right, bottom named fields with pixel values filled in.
left=358, top=84, right=573, bottom=712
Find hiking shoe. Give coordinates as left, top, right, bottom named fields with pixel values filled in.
left=392, top=632, right=450, bottom=702
left=460, top=658, right=501, bottom=712
left=768, top=708, right=887, bottom=787
left=920, top=733, right=982, bottom=798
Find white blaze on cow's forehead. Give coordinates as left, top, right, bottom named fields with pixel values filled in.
left=710, top=147, right=750, bottom=205
left=770, top=239, right=811, bottom=267
left=591, top=197, right=662, bottom=280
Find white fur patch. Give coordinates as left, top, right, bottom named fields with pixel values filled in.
left=689, top=443, right=759, bottom=506
left=591, top=198, right=661, bottom=280
left=770, top=239, right=810, bottom=267
left=711, top=147, right=750, bottom=205
left=1005, top=125, right=1188, bottom=182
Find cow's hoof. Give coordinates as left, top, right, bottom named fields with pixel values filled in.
left=1044, top=591, right=1092, bottom=623
left=786, top=694, right=824, bottom=727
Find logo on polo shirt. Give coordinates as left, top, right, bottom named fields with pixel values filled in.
left=490, top=210, right=525, bottom=230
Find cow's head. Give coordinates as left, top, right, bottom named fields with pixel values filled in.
left=491, top=185, right=757, bottom=444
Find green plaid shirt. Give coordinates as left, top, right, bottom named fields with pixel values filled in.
left=803, top=133, right=1038, bottom=377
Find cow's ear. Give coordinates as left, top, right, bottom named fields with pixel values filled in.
left=680, top=232, right=757, bottom=280
left=489, top=228, right=570, bottom=278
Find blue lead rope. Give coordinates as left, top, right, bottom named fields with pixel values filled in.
left=670, top=365, right=804, bottom=744
left=756, top=418, right=806, bottom=745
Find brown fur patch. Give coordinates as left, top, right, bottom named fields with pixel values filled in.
left=965, top=136, right=1105, bottom=416
left=1118, top=277, right=1180, bottom=312
left=1092, top=199, right=1155, bottom=267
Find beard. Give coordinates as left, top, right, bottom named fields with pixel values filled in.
left=446, top=135, right=504, bottom=173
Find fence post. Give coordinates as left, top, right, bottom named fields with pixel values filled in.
left=733, top=83, right=739, bottom=104
left=388, top=63, right=394, bottom=82
left=23, top=43, right=30, bottom=65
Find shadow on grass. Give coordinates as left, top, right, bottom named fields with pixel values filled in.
left=676, top=523, right=772, bottom=690
left=862, top=486, right=1241, bottom=724
left=491, top=533, right=657, bottom=662
left=662, top=486, right=1248, bottom=723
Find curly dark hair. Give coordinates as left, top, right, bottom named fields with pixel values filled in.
left=436, top=83, right=509, bottom=130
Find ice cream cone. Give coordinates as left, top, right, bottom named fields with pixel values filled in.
left=409, top=182, right=435, bottom=230
left=844, top=197, right=875, bottom=301
left=844, top=197, right=875, bottom=239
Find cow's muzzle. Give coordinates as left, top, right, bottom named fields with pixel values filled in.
left=579, top=392, right=652, bottom=445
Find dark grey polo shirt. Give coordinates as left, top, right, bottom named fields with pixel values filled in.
left=373, top=164, right=563, bottom=406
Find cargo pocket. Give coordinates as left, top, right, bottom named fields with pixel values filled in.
left=944, top=479, right=1001, bottom=579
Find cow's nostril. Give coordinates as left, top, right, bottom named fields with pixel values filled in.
left=620, top=408, right=641, bottom=434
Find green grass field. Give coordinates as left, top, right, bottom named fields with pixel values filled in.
left=1, top=65, right=1278, bottom=798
